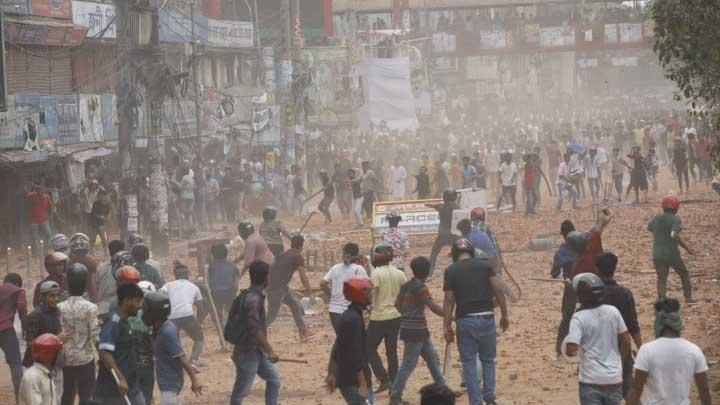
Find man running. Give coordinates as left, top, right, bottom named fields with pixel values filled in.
left=427, top=189, right=459, bottom=276
left=648, top=195, right=695, bottom=303
left=266, top=233, right=316, bottom=342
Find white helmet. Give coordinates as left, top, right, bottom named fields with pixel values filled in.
left=138, top=280, right=156, bottom=294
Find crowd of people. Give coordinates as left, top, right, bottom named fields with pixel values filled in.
left=2, top=177, right=715, bottom=405
left=3, top=102, right=716, bottom=405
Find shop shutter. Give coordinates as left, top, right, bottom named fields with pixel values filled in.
left=6, top=46, right=73, bottom=95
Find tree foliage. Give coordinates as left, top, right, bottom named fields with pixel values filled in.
left=652, top=0, right=720, bottom=169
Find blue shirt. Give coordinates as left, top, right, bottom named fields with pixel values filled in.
left=462, top=165, right=478, bottom=188
left=208, top=259, right=239, bottom=293
left=552, top=243, right=577, bottom=280
left=154, top=320, right=185, bottom=393
left=96, top=313, right=139, bottom=397
left=467, top=229, right=497, bottom=257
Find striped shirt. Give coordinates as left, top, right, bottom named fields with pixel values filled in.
left=398, top=278, right=432, bottom=342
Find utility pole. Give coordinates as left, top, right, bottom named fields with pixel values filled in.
left=190, top=1, right=202, bottom=141
left=116, top=0, right=132, bottom=177
left=145, top=2, right=169, bottom=255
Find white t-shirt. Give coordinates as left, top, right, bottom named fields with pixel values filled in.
left=323, top=263, right=368, bottom=314
left=634, top=337, right=709, bottom=405
left=566, top=304, right=628, bottom=385
left=499, top=162, right=517, bottom=187
left=161, top=279, right=203, bottom=319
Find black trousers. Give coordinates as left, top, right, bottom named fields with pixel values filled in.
left=367, top=318, right=401, bottom=384
left=362, top=192, right=375, bottom=219
left=62, top=361, right=96, bottom=405
left=330, top=312, right=342, bottom=334
left=555, top=283, right=577, bottom=355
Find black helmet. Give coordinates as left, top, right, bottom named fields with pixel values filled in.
left=127, top=233, right=144, bottom=248
left=573, top=273, right=605, bottom=307
left=141, top=291, right=171, bottom=325
left=237, top=221, right=255, bottom=239
left=111, top=250, right=134, bottom=276
left=442, top=188, right=458, bottom=203
left=566, top=231, right=588, bottom=254
left=262, top=206, right=277, bottom=221
left=67, top=263, right=88, bottom=295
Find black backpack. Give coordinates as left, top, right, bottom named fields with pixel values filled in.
left=223, top=290, right=250, bottom=345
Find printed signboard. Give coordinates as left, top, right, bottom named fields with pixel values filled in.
left=30, top=0, right=71, bottom=19
left=207, top=19, right=253, bottom=48
left=372, top=198, right=443, bottom=238
left=72, top=1, right=116, bottom=39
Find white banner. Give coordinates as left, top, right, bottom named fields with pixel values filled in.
left=619, top=23, right=643, bottom=43
left=72, top=1, right=116, bottom=39
left=79, top=94, right=103, bottom=142
left=480, top=31, right=506, bottom=49
left=540, top=26, right=574, bottom=47
left=207, top=19, right=253, bottom=48
left=359, top=57, right=418, bottom=130
left=252, top=93, right=270, bottom=132
left=604, top=24, right=618, bottom=43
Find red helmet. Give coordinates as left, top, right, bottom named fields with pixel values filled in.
left=343, top=277, right=374, bottom=306
left=116, top=266, right=141, bottom=284
left=470, top=207, right=486, bottom=221
left=661, top=195, right=680, bottom=211
left=44, top=252, right=68, bottom=270
left=32, top=333, right=63, bottom=363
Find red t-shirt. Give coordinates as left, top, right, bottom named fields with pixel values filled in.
left=523, top=165, right=534, bottom=188
left=27, top=192, right=51, bottom=224
left=571, top=230, right=603, bottom=277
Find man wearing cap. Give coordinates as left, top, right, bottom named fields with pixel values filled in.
left=564, top=273, right=632, bottom=405
left=627, top=298, right=711, bottom=405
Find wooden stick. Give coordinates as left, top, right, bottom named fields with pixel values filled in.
left=442, top=342, right=452, bottom=380
left=277, top=357, right=309, bottom=364
left=110, top=369, right=132, bottom=405
left=202, top=256, right=228, bottom=352
left=528, top=277, right=566, bottom=283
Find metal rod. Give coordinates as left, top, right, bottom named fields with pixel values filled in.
left=6, top=247, right=10, bottom=274
left=277, top=358, right=308, bottom=364
left=25, top=246, right=31, bottom=281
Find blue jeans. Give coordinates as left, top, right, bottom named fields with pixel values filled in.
left=456, top=316, right=497, bottom=404
left=354, top=197, right=364, bottom=226
left=390, top=338, right=445, bottom=403
left=230, top=349, right=281, bottom=405
left=525, top=187, right=538, bottom=214
left=340, top=386, right=366, bottom=405
left=30, top=221, right=52, bottom=256
left=557, top=183, right=578, bottom=211
left=578, top=383, right=623, bottom=405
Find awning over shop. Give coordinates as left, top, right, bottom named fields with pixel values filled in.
left=0, top=143, right=113, bottom=164
left=4, top=15, right=88, bottom=47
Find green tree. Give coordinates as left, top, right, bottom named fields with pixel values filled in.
left=652, top=0, right=720, bottom=170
